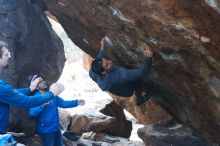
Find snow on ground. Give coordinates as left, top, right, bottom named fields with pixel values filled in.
left=49, top=18, right=144, bottom=143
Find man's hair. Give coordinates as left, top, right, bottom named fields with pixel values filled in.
left=28, top=74, right=45, bottom=83
left=28, top=74, right=46, bottom=95
left=91, top=58, right=104, bottom=75
left=0, top=41, right=8, bottom=58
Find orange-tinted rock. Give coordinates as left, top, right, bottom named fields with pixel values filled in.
left=83, top=53, right=93, bottom=71
left=69, top=114, right=115, bottom=134
left=59, top=109, right=71, bottom=130
left=100, top=101, right=132, bottom=138
left=110, top=94, right=171, bottom=124
left=47, top=0, right=220, bottom=143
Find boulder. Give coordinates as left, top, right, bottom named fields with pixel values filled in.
left=137, top=120, right=217, bottom=146
left=110, top=93, right=171, bottom=124
left=47, top=0, right=220, bottom=143
left=64, top=132, right=144, bottom=146
left=100, top=101, right=132, bottom=138
left=82, top=132, right=144, bottom=146
left=69, top=112, right=116, bottom=134
left=10, top=132, right=42, bottom=146
left=0, top=0, right=65, bottom=135
left=59, top=109, right=72, bottom=130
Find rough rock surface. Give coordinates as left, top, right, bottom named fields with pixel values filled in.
left=47, top=0, right=220, bottom=143
left=59, top=109, right=72, bottom=130
left=64, top=132, right=144, bottom=146
left=110, top=93, right=171, bottom=124
left=0, top=0, right=65, bottom=135
left=69, top=113, right=116, bottom=134
left=100, top=101, right=132, bottom=138
left=137, top=120, right=217, bottom=146
left=10, top=132, right=42, bottom=146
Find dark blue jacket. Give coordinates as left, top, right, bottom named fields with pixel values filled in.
left=29, top=91, right=78, bottom=133
left=0, top=80, right=54, bottom=134
left=89, top=50, right=152, bottom=97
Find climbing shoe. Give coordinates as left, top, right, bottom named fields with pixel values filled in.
left=63, top=131, right=79, bottom=141
left=136, top=94, right=151, bottom=106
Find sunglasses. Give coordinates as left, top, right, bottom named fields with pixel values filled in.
left=38, top=78, right=45, bottom=83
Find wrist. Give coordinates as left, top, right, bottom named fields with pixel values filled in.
left=48, top=91, right=55, bottom=97
left=29, top=87, right=34, bottom=92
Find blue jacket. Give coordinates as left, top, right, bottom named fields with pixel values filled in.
left=0, top=80, right=54, bottom=134
left=28, top=91, right=78, bottom=133
left=89, top=50, right=152, bottom=97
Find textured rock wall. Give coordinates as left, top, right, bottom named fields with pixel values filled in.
left=0, top=0, right=65, bottom=135
left=100, top=101, right=132, bottom=138
left=138, top=120, right=216, bottom=146
left=47, top=0, right=220, bottom=143
left=110, top=94, right=171, bottom=124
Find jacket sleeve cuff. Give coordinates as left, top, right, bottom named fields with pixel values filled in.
left=46, top=91, right=54, bottom=100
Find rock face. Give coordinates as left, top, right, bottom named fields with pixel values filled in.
left=110, top=93, right=171, bottom=124
left=64, top=132, right=144, bottom=146
left=100, top=101, right=132, bottom=138
left=137, top=120, right=216, bottom=146
left=11, top=132, right=42, bottom=146
left=0, top=0, right=65, bottom=135
left=59, top=109, right=72, bottom=131
left=69, top=113, right=116, bottom=134
left=47, top=0, right=220, bottom=143
left=68, top=102, right=132, bottom=138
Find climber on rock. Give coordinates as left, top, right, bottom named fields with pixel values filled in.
left=89, top=38, right=153, bottom=106
left=28, top=75, right=85, bottom=146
